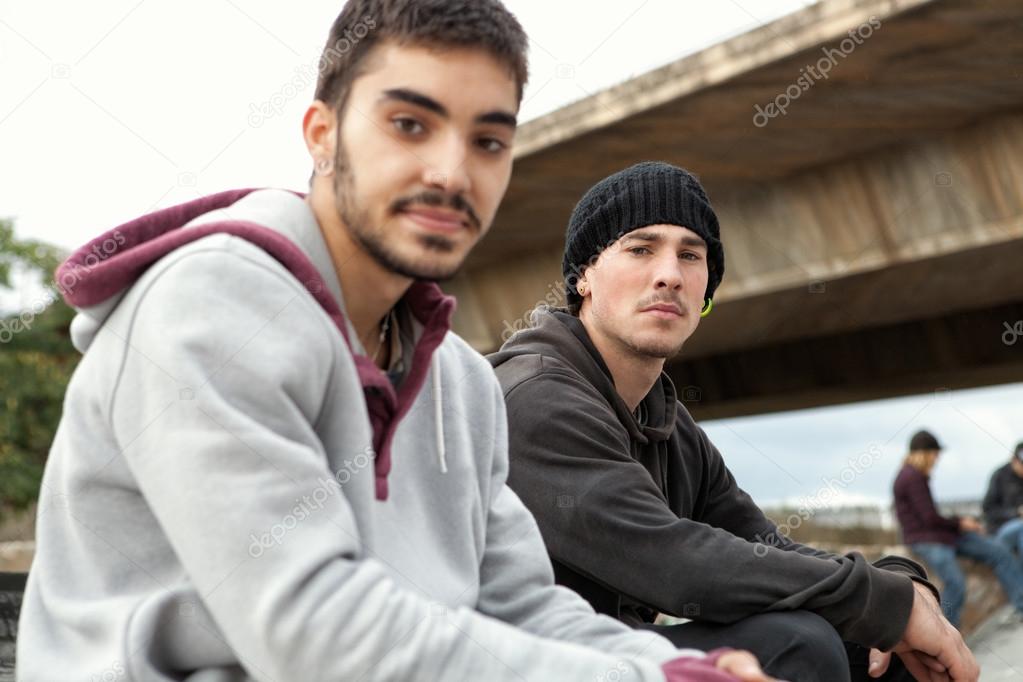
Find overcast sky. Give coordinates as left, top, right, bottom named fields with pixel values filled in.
left=3, top=0, right=1021, bottom=508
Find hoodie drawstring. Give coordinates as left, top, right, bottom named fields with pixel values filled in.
left=432, top=353, right=448, bottom=473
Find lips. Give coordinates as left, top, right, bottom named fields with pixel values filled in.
left=400, top=207, right=468, bottom=234
left=641, top=303, right=683, bottom=317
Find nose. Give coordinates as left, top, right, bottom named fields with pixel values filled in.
left=652, top=252, right=683, bottom=292
left=421, top=132, right=471, bottom=197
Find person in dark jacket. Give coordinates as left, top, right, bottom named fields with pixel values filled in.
left=489, top=162, right=978, bottom=682
left=982, top=441, right=1023, bottom=555
left=894, top=430, right=1023, bottom=626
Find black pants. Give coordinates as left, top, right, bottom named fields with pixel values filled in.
left=639, top=611, right=914, bottom=682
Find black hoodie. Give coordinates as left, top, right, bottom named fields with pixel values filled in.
left=488, top=308, right=932, bottom=651
left=982, top=462, right=1023, bottom=534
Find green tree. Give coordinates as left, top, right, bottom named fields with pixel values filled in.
left=0, top=219, right=78, bottom=519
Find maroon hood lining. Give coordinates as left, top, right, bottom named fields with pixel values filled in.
left=57, top=188, right=455, bottom=500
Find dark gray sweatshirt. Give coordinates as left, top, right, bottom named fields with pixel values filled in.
left=489, top=307, right=932, bottom=651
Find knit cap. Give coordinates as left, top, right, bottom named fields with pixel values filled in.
left=562, top=161, right=724, bottom=305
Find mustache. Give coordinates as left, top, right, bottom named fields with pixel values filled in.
left=637, top=294, right=687, bottom=314
left=391, top=191, right=481, bottom=230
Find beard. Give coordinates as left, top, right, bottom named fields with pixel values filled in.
left=620, top=332, right=686, bottom=360
left=331, top=143, right=481, bottom=282
left=591, top=302, right=689, bottom=360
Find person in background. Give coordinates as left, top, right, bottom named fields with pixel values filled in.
left=982, top=441, right=1023, bottom=556
left=894, top=429, right=1023, bottom=627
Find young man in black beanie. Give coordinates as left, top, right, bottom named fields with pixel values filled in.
left=489, top=162, right=979, bottom=682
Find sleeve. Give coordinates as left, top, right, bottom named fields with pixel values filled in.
left=474, top=377, right=695, bottom=668
left=504, top=372, right=915, bottom=651
left=693, top=427, right=936, bottom=594
left=109, top=246, right=684, bottom=682
left=691, top=425, right=837, bottom=561
left=983, top=469, right=1016, bottom=531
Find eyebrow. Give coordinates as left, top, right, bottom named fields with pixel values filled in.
left=380, top=88, right=517, bottom=128
left=622, top=231, right=707, bottom=249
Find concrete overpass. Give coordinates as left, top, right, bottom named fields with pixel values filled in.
left=445, top=0, right=1023, bottom=420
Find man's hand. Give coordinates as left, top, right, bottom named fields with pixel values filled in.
left=959, top=517, right=984, bottom=534
left=868, top=648, right=949, bottom=680
left=873, top=582, right=980, bottom=681
left=716, top=650, right=781, bottom=681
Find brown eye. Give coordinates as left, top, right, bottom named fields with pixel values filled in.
left=477, top=137, right=506, bottom=153
left=393, top=117, right=424, bottom=135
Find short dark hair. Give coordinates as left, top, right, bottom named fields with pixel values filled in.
left=315, top=0, right=529, bottom=116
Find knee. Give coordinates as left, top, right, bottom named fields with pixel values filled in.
left=753, top=611, right=849, bottom=681
left=776, top=611, right=846, bottom=658
left=986, top=543, right=1018, bottom=568
left=943, top=569, right=966, bottom=592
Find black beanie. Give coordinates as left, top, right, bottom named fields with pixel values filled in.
left=909, top=429, right=943, bottom=453
left=562, top=161, right=724, bottom=306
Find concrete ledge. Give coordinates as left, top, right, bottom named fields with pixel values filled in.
left=0, top=543, right=34, bottom=574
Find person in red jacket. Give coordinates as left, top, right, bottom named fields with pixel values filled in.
left=893, top=429, right=1023, bottom=626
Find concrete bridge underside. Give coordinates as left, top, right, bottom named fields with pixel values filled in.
left=444, top=0, right=1023, bottom=420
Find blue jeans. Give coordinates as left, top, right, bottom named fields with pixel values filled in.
left=912, top=532, right=1023, bottom=626
left=996, top=517, right=1023, bottom=556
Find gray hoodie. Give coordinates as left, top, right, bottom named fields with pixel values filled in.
left=16, top=189, right=701, bottom=681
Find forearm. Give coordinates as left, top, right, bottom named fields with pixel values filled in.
left=476, top=454, right=686, bottom=668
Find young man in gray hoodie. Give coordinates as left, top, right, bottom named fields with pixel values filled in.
left=489, top=162, right=981, bottom=682
left=16, top=4, right=773, bottom=681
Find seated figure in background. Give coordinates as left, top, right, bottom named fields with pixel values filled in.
left=894, top=429, right=1023, bottom=627
left=982, top=441, right=1023, bottom=556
